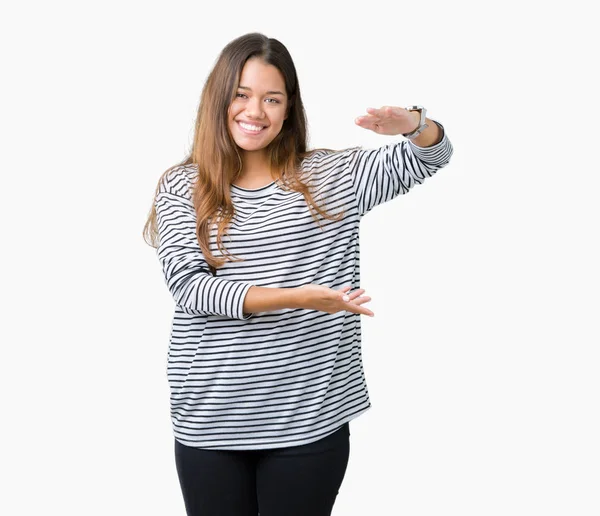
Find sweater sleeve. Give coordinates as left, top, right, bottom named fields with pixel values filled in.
left=348, top=121, right=454, bottom=216
left=155, top=170, right=253, bottom=320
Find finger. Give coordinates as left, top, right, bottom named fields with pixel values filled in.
left=355, top=122, right=379, bottom=133
left=337, top=286, right=352, bottom=302
left=347, top=288, right=366, bottom=301
left=366, top=107, right=385, bottom=117
left=346, top=304, right=375, bottom=317
left=360, top=112, right=382, bottom=123
left=342, top=288, right=365, bottom=303
left=339, top=288, right=365, bottom=302
left=351, top=296, right=371, bottom=306
left=367, top=106, right=395, bottom=118
left=355, top=114, right=381, bottom=126
left=355, top=118, right=382, bottom=132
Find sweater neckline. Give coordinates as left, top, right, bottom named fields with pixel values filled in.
left=230, top=180, right=279, bottom=199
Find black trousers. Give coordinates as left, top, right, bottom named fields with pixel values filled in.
left=174, top=423, right=350, bottom=516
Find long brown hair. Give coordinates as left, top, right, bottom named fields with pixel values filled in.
left=143, top=33, right=342, bottom=270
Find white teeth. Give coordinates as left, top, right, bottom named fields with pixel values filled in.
left=239, top=122, right=264, bottom=132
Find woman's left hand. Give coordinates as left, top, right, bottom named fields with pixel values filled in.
left=355, top=106, right=419, bottom=136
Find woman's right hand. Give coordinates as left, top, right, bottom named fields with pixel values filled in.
left=295, top=284, right=374, bottom=317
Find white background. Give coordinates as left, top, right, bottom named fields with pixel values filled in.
left=2, top=1, right=599, bottom=515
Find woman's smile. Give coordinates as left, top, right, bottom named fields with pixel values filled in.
left=236, top=121, right=267, bottom=135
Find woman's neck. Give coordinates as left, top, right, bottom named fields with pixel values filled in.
left=235, top=151, right=275, bottom=188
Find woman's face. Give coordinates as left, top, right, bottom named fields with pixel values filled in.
left=228, top=57, right=288, bottom=154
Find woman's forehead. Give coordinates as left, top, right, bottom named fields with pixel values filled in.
left=238, top=58, right=286, bottom=92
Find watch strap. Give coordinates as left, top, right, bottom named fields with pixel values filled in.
left=402, top=105, right=429, bottom=140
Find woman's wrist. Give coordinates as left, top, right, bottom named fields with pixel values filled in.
left=409, top=118, right=443, bottom=147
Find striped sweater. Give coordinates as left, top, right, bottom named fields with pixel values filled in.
left=155, top=122, right=453, bottom=449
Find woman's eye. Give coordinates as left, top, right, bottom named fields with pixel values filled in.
left=236, top=93, right=279, bottom=104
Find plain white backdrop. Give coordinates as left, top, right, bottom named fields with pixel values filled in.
left=2, top=1, right=599, bottom=515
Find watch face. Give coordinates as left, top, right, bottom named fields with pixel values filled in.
left=406, top=106, right=426, bottom=121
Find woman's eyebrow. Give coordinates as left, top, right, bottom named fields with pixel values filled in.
left=238, top=85, right=285, bottom=96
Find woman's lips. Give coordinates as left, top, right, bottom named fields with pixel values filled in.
left=237, top=121, right=266, bottom=135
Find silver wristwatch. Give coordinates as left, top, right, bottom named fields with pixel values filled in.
left=402, top=105, right=429, bottom=140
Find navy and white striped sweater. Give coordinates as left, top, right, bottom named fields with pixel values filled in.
left=155, top=123, right=453, bottom=449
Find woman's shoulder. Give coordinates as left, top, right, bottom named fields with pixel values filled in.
left=158, top=163, right=198, bottom=198
left=300, top=146, right=362, bottom=174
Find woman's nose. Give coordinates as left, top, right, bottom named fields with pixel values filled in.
left=245, top=98, right=265, bottom=119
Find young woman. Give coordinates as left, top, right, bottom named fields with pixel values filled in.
left=144, top=32, right=453, bottom=516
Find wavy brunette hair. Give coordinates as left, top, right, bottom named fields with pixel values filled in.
left=143, top=33, right=342, bottom=271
